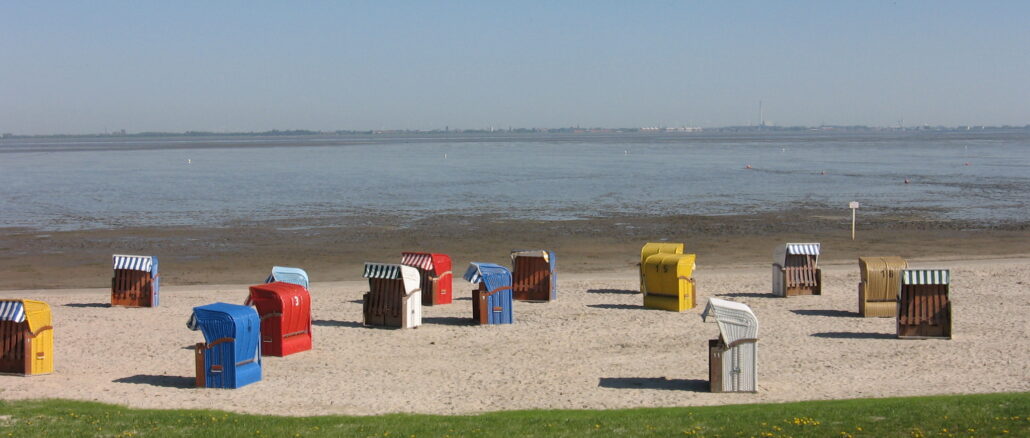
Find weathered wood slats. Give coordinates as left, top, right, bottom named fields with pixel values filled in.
left=0, top=321, right=27, bottom=375
left=512, top=256, right=552, bottom=301
left=112, top=269, right=154, bottom=307
left=898, top=283, right=951, bottom=338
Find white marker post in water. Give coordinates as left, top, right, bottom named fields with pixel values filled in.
left=849, top=201, right=860, bottom=240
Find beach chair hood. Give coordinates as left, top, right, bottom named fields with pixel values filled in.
left=363, top=263, right=420, bottom=294
left=265, top=266, right=309, bottom=289
left=401, top=252, right=452, bottom=275
left=701, top=298, right=758, bottom=346
left=774, top=243, right=820, bottom=266
left=510, top=249, right=552, bottom=263
left=187, top=303, right=261, bottom=363
left=112, top=254, right=158, bottom=277
left=463, top=262, right=512, bottom=293
left=901, top=269, right=950, bottom=286
left=0, top=299, right=51, bottom=334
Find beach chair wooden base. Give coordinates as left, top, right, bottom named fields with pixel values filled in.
left=194, top=343, right=206, bottom=388
left=0, top=321, right=30, bottom=376
left=112, top=269, right=157, bottom=307
left=708, top=338, right=758, bottom=393
left=776, top=269, right=822, bottom=297
left=0, top=320, right=52, bottom=376
left=421, top=277, right=452, bottom=306
left=708, top=339, right=723, bottom=392
left=859, top=284, right=896, bottom=317
left=897, top=283, right=952, bottom=339
left=362, top=278, right=420, bottom=329
left=642, top=282, right=696, bottom=312
left=471, top=283, right=513, bottom=325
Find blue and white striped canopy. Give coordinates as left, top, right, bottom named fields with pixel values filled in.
left=902, top=269, right=950, bottom=285
left=786, top=243, right=820, bottom=255
left=0, top=300, right=26, bottom=323
left=113, top=254, right=154, bottom=272
left=463, top=262, right=512, bottom=293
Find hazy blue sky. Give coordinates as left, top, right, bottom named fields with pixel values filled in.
left=3, top=1, right=1029, bottom=134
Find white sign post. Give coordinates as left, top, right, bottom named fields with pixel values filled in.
left=849, top=201, right=860, bottom=240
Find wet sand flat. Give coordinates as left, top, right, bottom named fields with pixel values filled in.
left=2, top=210, right=1028, bottom=290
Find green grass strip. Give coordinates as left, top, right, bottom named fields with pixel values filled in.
left=0, top=392, right=1027, bottom=437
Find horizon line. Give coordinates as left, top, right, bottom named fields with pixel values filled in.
left=5, top=123, right=1030, bottom=139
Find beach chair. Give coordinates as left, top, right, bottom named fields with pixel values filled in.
left=188, top=303, right=262, bottom=389
left=639, top=242, right=683, bottom=294
left=247, top=282, right=312, bottom=357
left=858, top=256, right=908, bottom=317
left=265, top=266, right=309, bottom=289
left=510, top=250, right=557, bottom=302
left=111, top=254, right=159, bottom=307
left=897, top=269, right=952, bottom=339
left=362, top=263, right=422, bottom=329
left=0, top=300, right=54, bottom=376
left=401, top=252, right=453, bottom=306
left=772, top=243, right=822, bottom=297
left=642, top=253, right=697, bottom=311
left=702, top=298, right=758, bottom=393
left=463, top=263, right=514, bottom=325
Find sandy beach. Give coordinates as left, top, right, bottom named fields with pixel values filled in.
left=1, top=255, right=1027, bottom=416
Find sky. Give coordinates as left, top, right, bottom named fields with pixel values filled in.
left=2, top=1, right=1029, bottom=134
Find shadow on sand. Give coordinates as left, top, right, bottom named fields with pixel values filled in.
left=422, top=316, right=475, bottom=326
left=792, top=309, right=859, bottom=318
left=811, top=331, right=894, bottom=339
left=586, top=289, right=638, bottom=295
left=113, top=374, right=195, bottom=389
left=598, top=377, right=708, bottom=392
left=587, top=303, right=645, bottom=310
left=312, top=319, right=364, bottom=328
left=63, top=303, right=110, bottom=308
left=714, top=292, right=775, bottom=298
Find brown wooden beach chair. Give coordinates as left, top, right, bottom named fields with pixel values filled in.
left=772, top=243, right=822, bottom=297
left=897, top=269, right=952, bottom=339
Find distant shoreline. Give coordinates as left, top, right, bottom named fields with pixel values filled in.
left=4, top=124, right=1028, bottom=141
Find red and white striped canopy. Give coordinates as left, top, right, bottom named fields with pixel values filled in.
left=401, top=252, right=434, bottom=271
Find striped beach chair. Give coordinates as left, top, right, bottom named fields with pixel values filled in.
left=111, top=254, right=159, bottom=307
left=0, top=300, right=54, bottom=376
left=772, top=243, right=822, bottom=297
left=362, top=263, right=422, bottom=329
left=897, top=269, right=952, bottom=339
left=401, top=252, right=452, bottom=306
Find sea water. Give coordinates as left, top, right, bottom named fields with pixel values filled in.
left=1, top=130, right=1027, bottom=231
